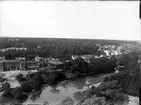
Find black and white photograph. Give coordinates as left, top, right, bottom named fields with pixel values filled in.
left=0, top=0, right=140, bottom=105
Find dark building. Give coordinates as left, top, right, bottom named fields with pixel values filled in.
left=0, top=60, right=21, bottom=71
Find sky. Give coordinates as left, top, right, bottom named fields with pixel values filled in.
left=0, top=1, right=140, bottom=41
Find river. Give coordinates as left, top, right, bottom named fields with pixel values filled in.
left=0, top=72, right=139, bottom=105
left=0, top=73, right=108, bottom=105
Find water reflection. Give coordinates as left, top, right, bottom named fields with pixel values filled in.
left=29, top=88, right=44, bottom=101
left=23, top=75, right=104, bottom=105
left=0, top=74, right=105, bottom=105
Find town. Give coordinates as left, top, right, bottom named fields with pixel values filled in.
left=0, top=38, right=140, bottom=105
left=0, top=42, right=138, bottom=72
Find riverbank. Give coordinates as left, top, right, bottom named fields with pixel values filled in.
left=0, top=70, right=38, bottom=79
left=0, top=69, right=139, bottom=105
left=23, top=74, right=109, bottom=105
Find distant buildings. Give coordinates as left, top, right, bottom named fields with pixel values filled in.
left=104, top=50, right=110, bottom=56
left=81, top=55, right=100, bottom=63
left=0, top=60, right=21, bottom=71
left=115, top=69, right=119, bottom=74
left=21, top=61, right=40, bottom=70
left=48, top=59, right=63, bottom=69
left=35, top=56, right=43, bottom=62
left=71, top=54, right=101, bottom=63
left=71, top=43, right=137, bottom=63
left=71, top=55, right=79, bottom=60
left=0, top=42, right=138, bottom=72
left=0, top=47, right=27, bottom=52
left=15, top=57, right=25, bottom=61
left=98, top=44, right=130, bottom=57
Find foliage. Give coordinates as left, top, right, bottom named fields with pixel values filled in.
left=57, top=97, right=75, bottom=105
left=81, top=96, right=106, bottom=105
left=104, top=51, right=141, bottom=96
left=62, top=57, right=116, bottom=77
left=0, top=38, right=104, bottom=60
left=89, top=57, right=116, bottom=74
left=16, top=74, right=26, bottom=82
left=104, top=71, right=141, bottom=97
left=116, top=51, right=140, bottom=70
left=73, top=80, right=129, bottom=105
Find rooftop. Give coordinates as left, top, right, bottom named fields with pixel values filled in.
left=0, top=59, right=21, bottom=63
left=48, top=60, right=63, bottom=65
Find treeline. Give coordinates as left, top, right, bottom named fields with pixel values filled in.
left=0, top=38, right=103, bottom=60
left=104, top=52, right=141, bottom=97
left=73, top=51, right=141, bottom=105
left=74, top=80, right=128, bottom=105
left=0, top=37, right=138, bottom=60
left=0, top=37, right=137, bottom=48
left=59, top=56, right=116, bottom=76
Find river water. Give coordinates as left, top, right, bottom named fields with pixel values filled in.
left=0, top=74, right=107, bottom=105
left=23, top=74, right=107, bottom=105
left=0, top=73, right=139, bottom=105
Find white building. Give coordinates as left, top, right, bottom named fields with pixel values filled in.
left=104, top=50, right=110, bottom=56
left=35, top=56, right=43, bottom=62
left=71, top=55, right=79, bottom=60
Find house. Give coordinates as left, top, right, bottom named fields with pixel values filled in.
left=35, top=56, right=43, bottom=62
left=117, top=65, right=125, bottom=70
left=111, top=50, right=119, bottom=56
left=104, top=50, right=110, bottom=56
left=0, top=60, right=21, bottom=71
left=100, top=54, right=106, bottom=58
left=71, top=55, right=79, bottom=60
left=0, top=47, right=27, bottom=52
left=21, top=61, right=39, bottom=70
left=81, top=55, right=93, bottom=60
left=46, top=57, right=58, bottom=61
left=81, top=55, right=98, bottom=62
left=48, top=60, right=63, bottom=69
left=115, top=69, right=119, bottom=74
left=15, top=57, right=25, bottom=61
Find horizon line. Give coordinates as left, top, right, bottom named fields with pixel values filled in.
left=0, top=36, right=139, bottom=42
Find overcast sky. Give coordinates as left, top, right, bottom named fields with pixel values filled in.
left=0, top=1, right=140, bottom=41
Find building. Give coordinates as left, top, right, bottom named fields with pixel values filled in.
left=0, top=47, right=27, bottom=52
left=15, top=57, right=25, bottom=61
left=100, top=54, right=106, bottom=58
left=71, top=55, right=79, bottom=60
left=48, top=60, right=63, bottom=69
left=0, top=60, right=21, bottom=71
left=104, top=50, right=110, bottom=56
left=35, top=56, right=43, bottom=62
left=21, top=61, right=39, bottom=70
left=81, top=55, right=100, bottom=62
left=0, top=57, right=5, bottom=60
